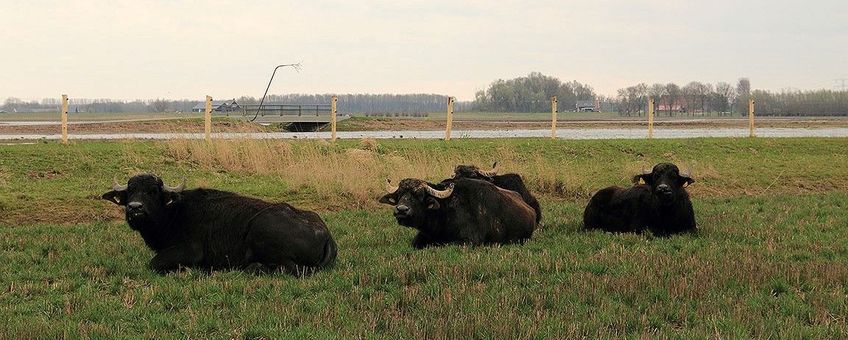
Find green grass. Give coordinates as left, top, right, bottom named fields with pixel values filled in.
left=1, top=138, right=847, bottom=337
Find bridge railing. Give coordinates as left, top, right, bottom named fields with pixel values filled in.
left=240, top=104, right=332, bottom=117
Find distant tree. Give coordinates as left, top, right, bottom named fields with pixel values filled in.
left=634, top=83, right=648, bottom=116
left=698, top=82, right=712, bottom=113
left=648, top=83, right=666, bottom=114
left=665, top=83, right=681, bottom=116
left=614, top=83, right=648, bottom=116
left=714, top=82, right=735, bottom=115
left=237, top=96, right=259, bottom=105
left=3, top=97, right=23, bottom=112
left=150, top=98, right=168, bottom=113
left=736, top=78, right=751, bottom=116
left=472, top=72, right=595, bottom=112
left=473, top=90, right=488, bottom=111
left=683, top=82, right=700, bottom=115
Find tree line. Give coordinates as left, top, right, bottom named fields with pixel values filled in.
left=613, top=79, right=848, bottom=117
left=1, top=94, right=456, bottom=114
left=615, top=79, right=750, bottom=116
left=1, top=97, right=197, bottom=114
left=3, top=74, right=848, bottom=116
left=751, top=89, right=848, bottom=116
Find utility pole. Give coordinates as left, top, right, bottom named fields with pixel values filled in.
left=835, top=79, right=848, bottom=91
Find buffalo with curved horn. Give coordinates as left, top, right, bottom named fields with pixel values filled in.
left=379, top=177, right=536, bottom=248
left=102, top=174, right=337, bottom=274
left=448, top=162, right=542, bottom=225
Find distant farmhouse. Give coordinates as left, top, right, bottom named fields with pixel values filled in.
left=575, top=99, right=599, bottom=112
left=656, top=98, right=686, bottom=113
left=191, top=99, right=240, bottom=113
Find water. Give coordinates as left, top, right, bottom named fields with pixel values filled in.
left=2, top=128, right=848, bottom=140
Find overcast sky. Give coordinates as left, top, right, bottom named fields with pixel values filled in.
left=1, top=0, right=846, bottom=101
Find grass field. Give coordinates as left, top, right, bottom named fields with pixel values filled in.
left=1, top=138, right=847, bottom=337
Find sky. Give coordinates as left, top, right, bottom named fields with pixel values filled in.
left=1, top=0, right=846, bottom=101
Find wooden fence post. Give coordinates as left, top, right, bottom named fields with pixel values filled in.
left=648, top=97, right=655, bottom=139
left=445, top=96, right=454, bottom=141
left=204, top=96, right=212, bottom=141
left=748, top=98, right=755, bottom=137
left=551, top=96, right=558, bottom=139
left=331, top=96, right=338, bottom=141
left=61, top=94, right=69, bottom=144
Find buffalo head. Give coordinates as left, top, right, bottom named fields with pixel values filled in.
left=632, top=163, right=694, bottom=204
left=379, top=178, right=454, bottom=227
left=102, top=174, right=185, bottom=226
left=453, top=162, right=498, bottom=180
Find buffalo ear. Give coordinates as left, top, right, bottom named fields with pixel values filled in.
left=632, top=174, right=651, bottom=185
left=681, top=176, right=695, bottom=187
left=101, top=190, right=127, bottom=206
left=426, top=197, right=440, bottom=210
left=164, top=191, right=182, bottom=206
left=378, top=193, right=397, bottom=205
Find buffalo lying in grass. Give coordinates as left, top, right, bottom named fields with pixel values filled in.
left=583, top=163, right=696, bottom=236
left=379, top=177, right=536, bottom=248
left=102, top=174, right=337, bottom=275
left=449, top=162, right=542, bottom=225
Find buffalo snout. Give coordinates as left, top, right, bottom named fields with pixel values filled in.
left=394, top=204, right=413, bottom=219
left=126, top=201, right=149, bottom=220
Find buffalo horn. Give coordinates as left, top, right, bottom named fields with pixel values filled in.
left=477, top=161, right=499, bottom=177
left=424, top=183, right=454, bottom=199
left=112, top=178, right=127, bottom=191
left=385, top=179, right=398, bottom=194
left=163, top=179, right=185, bottom=193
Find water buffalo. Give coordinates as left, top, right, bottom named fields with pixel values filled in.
left=102, top=174, right=337, bottom=274
left=379, top=177, right=536, bottom=248
left=450, top=162, right=542, bottom=224
left=582, top=163, right=696, bottom=235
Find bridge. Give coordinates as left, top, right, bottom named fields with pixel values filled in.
left=230, top=103, right=348, bottom=131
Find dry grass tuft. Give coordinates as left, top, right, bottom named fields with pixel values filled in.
left=163, top=139, right=606, bottom=208
left=359, top=138, right=380, bottom=152
left=165, top=139, right=406, bottom=208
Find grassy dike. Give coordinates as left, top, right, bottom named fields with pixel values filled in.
left=1, top=138, right=847, bottom=337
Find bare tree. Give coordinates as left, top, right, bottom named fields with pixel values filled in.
left=715, top=82, right=735, bottom=115
left=150, top=98, right=168, bottom=113
left=737, top=78, right=751, bottom=116
left=683, top=82, right=700, bottom=116
left=649, top=83, right=666, bottom=110
left=699, top=82, right=713, bottom=113
left=665, top=83, right=681, bottom=116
